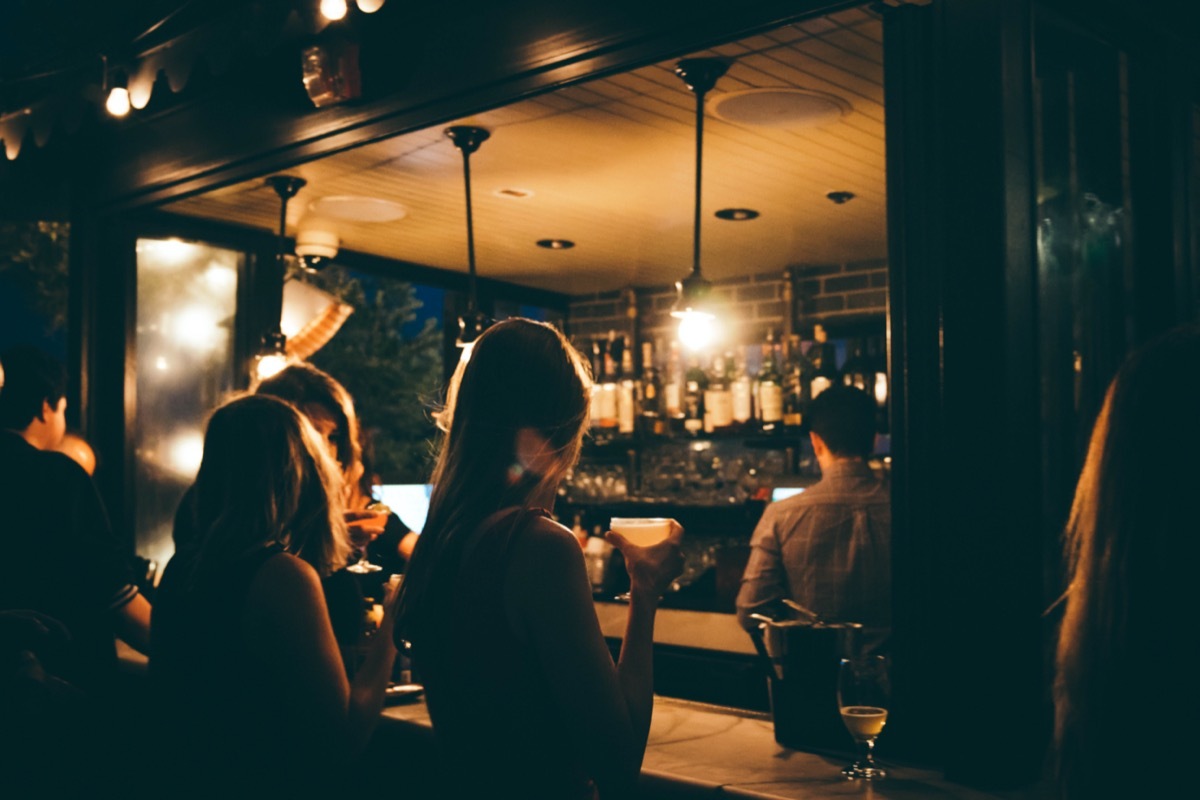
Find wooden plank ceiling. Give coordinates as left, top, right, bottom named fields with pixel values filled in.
left=164, top=7, right=885, bottom=296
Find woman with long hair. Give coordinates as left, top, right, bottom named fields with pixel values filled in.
left=396, top=318, right=684, bottom=799
left=151, top=395, right=397, bottom=791
left=1054, top=325, right=1199, bottom=799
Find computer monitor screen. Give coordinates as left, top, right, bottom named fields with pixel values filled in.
left=771, top=487, right=806, bottom=502
left=372, top=484, right=433, bottom=534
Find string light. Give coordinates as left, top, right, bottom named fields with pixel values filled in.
left=356, top=0, right=386, bottom=11
left=105, top=69, right=131, bottom=117
left=320, top=0, right=348, bottom=20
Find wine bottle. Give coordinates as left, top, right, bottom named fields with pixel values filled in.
left=598, top=331, right=619, bottom=430
left=705, top=352, right=734, bottom=432
left=683, top=354, right=707, bottom=435
left=663, top=340, right=685, bottom=424
left=617, top=340, right=637, bottom=435
left=809, top=323, right=837, bottom=400
left=782, top=334, right=807, bottom=433
left=731, top=348, right=753, bottom=427
left=757, top=330, right=784, bottom=433
left=638, top=340, right=664, bottom=436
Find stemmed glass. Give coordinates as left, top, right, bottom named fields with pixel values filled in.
left=345, top=501, right=390, bottom=574
left=837, top=655, right=890, bottom=780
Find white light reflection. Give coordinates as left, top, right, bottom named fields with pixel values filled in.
left=202, top=263, right=237, bottom=294
left=154, top=356, right=169, bottom=372
left=137, top=238, right=194, bottom=268
left=166, top=431, right=205, bottom=478
left=169, top=305, right=225, bottom=353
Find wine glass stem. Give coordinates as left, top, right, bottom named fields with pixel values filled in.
left=861, top=738, right=876, bottom=767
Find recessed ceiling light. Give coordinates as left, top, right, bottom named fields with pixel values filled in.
left=536, top=239, right=575, bottom=250
left=308, top=196, right=408, bottom=222
left=715, top=208, right=760, bottom=221
left=826, top=191, right=856, bottom=205
left=495, top=187, right=535, bottom=199
left=709, top=88, right=850, bottom=128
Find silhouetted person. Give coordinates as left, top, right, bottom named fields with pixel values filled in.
left=736, top=385, right=891, bottom=655
left=397, top=319, right=684, bottom=799
left=1054, top=325, right=1199, bottom=800
left=151, top=395, right=397, bottom=793
left=0, top=346, right=151, bottom=690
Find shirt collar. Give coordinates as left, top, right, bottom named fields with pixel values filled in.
left=820, top=458, right=874, bottom=480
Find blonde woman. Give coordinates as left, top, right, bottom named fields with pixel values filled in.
left=151, top=395, right=397, bottom=791
left=397, top=319, right=684, bottom=799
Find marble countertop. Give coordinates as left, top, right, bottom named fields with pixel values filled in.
left=381, top=695, right=1009, bottom=799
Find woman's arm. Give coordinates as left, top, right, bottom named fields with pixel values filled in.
left=504, top=518, right=682, bottom=797
left=242, top=553, right=396, bottom=760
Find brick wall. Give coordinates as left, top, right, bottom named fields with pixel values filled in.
left=567, top=259, right=887, bottom=350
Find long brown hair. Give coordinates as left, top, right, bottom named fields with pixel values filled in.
left=396, top=319, right=592, bottom=642
left=191, top=394, right=352, bottom=577
left=1054, top=325, right=1199, bottom=798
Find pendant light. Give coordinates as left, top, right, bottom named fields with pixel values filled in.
left=445, top=125, right=493, bottom=351
left=255, top=175, right=307, bottom=381
left=671, top=58, right=728, bottom=351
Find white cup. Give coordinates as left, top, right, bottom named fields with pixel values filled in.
left=609, top=517, right=672, bottom=547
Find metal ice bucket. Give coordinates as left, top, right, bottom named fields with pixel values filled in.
left=752, top=618, right=862, bottom=752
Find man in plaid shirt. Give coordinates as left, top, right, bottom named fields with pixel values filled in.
left=736, top=385, right=891, bottom=655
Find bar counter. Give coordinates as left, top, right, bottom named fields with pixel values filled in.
left=379, top=695, right=1010, bottom=799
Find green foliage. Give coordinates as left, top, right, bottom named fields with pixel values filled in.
left=0, top=221, right=70, bottom=334
left=306, top=265, right=443, bottom=483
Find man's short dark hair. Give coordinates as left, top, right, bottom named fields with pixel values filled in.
left=808, top=385, right=876, bottom=458
left=0, top=346, right=67, bottom=431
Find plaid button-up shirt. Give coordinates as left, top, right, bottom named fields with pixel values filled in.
left=736, top=459, right=891, bottom=654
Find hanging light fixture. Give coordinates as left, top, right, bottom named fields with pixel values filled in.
left=670, top=58, right=729, bottom=351
left=445, top=125, right=493, bottom=352
left=255, top=175, right=307, bottom=381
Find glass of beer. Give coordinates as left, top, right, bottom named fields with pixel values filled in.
left=609, top=517, right=672, bottom=601
left=837, top=655, right=890, bottom=780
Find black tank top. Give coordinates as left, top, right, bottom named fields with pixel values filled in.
left=151, top=544, right=335, bottom=793
left=413, top=508, right=596, bottom=800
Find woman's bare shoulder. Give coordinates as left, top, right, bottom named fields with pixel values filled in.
left=518, top=514, right=580, bottom=553
left=247, top=551, right=325, bottom=609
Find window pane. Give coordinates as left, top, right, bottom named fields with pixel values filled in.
left=134, top=238, right=240, bottom=568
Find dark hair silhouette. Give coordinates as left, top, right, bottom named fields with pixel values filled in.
left=807, top=384, right=875, bottom=457
left=1054, top=325, right=1200, bottom=799
left=396, top=319, right=591, bottom=642
left=0, top=346, right=67, bottom=431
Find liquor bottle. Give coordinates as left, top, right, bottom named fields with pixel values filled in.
left=683, top=354, right=707, bottom=435
left=704, top=352, right=735, bottom=433
left=663, top=340, right=685, bottom=423
left=597, top=331, right=619, bottom=430
left=638, top=340, right=664, bottom=436
left=589, top=338, right=604, bottom=429
left=782, top=334, right=808, bottom=433
left=731, top=348, right=753, bottom=428
left=617, top=340, right=637, bottom=435
left=808, top=323, right=838, bottom=400
left=757, top=330, right=784, bottom=433
left=842, top=338, right=869, bottom=391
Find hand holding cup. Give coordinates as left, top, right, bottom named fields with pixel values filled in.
left=605, top=517, right=684, bottom=601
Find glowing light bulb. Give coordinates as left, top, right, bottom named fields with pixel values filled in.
left=106, top=86, right=131, bottom=117
left=320, top=0, right=348, bottom=20
left=255, top=353, right=289, bottom=381
left=356, top=0, right=386, bottom=11
left=677, top=312, right=717, bottom=352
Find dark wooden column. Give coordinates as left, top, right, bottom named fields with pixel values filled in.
left=884, top=0, right=1046, bottom=787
